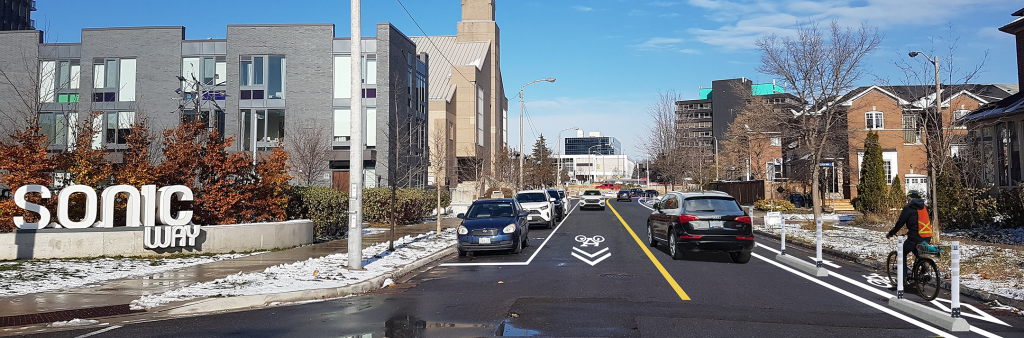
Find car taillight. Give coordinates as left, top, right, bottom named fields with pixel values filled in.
left=735, top=216, right=752, bottom=225
left=678, top=215, right=699, bottom=223
left=736, top=236, right=755, bottom=240
left=679, top=234, right=702, bottom=239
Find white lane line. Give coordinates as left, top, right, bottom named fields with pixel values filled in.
left=757, top=243, right=781, bottom=255
left=758, top=244, right=1008, bottom=336
left=74, top=325, right=122, bottom=338
left=440, top=201, right=578, bottom=267
left=806, top=256, right=842, bottom=269
left=751, top=252, right=956, bottom=338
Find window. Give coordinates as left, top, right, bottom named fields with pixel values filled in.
left=240, top=109, right=285, bottom=150
left=661, top=195, right=679, bottom=209
left=334, top=55, right=351, bottom=99
left=953, top=110, right=970, bottom=129
left=690, top=131, right=712, bottom=137
left=865, top=111, right=883, bottom=129
left=902, top=114, right=921, bottom=144
left=884, top=160, right=892, bottom=184
left=105, top=111, right=134, bottom=145
left=38, top=112, right=74, bottom=146
left=240, top=55, right=284, bottom=100
left=92, top=58, right=135, bottom=102
left=334, top=108, right=350, bottom=142
left=766, top=159, right=783, bottom=181
left=182, top=57, right=226, bottom=87
left=39, top=60, right=81, bottom=103
left=770, top=137, right=781, bottom=147
left=477, top=85, right=484, bottom=146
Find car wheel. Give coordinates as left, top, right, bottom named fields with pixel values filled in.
left=647, top=223, right=657, bottom=248
left=458, top=249, right=468, bottom=257
left=730, top=251, right=751, bottom=264
left=600, top=206, right=606, bottom=211
left=512, top=237, right=523, bottom=254
left=547, top=217, right=555, bottom=229
left=668, top=229, right=683, bottom=260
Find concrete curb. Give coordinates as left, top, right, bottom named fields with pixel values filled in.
left=156, top=244, right=457, bottom=316
left=888, top=297, right=970, bottom=332
left=756, top=229, right=1024, bottom=310
left=776, top=253, right=829, bottom=277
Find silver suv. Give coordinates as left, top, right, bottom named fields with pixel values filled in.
left=579, top=190, right=606, bottom=210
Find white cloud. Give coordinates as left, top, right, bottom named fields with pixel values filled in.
left=634, top=37, right=685, bottom=50
left=650, top=1, right=681, bottom=6
left=679, top=48, right=702, bottom=54
left=572, top=6, right=595, bottom=12
left=659, top=12, right=681, bottom=18
left=687, top=0, right=1008, bottom=50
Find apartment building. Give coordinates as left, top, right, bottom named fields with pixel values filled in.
left=0, top=23, right=429, bottom=188
left=411, top=0, right=508, bottom=187
left=1, top=0, right=35, bottom=31
left=675, top=78, right=799, bottom=181
left=841, top=84, right=1016, bottom=199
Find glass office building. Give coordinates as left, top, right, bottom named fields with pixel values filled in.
left=564, top=136, right=620, bottom=155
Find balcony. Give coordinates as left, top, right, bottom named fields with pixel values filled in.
left=30, top=19, right=35, bottom=30
left=31, top=1, right=36, bottom=11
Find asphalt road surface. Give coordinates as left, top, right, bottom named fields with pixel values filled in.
left=31, top=199, right=1024, bottom=337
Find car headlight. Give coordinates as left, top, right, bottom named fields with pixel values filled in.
left=539, top=205, right=549, bottom=210
left=457, top=225, right=468, bottom=235
left=502, top=224, right=517, bottom=234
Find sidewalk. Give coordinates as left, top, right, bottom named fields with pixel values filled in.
left=0, top=219, right=460, bottom=327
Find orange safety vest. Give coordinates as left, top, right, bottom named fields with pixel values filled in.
left=917, top=207, right=932, bottom=238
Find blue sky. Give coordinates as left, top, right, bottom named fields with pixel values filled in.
left=35, top=0, right=1021, bottom=159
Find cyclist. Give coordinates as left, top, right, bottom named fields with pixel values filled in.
left=885, top=190, right=933, bottom=284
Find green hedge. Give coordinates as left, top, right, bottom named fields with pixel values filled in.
left=363, top=188, right=449, bottom=225
left=754, top=199, right=796, bottom=212
left=286, top=186, right=349, bottom=237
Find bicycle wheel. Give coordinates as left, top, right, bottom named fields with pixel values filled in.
left=913, top=258, right=940, bottom=301
left=886, top=251, right=899, bottom=286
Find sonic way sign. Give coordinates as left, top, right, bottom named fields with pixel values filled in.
left=13, top=184, right=199, bottom=249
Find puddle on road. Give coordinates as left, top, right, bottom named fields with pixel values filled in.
left=498, top=318, right=540, bottom=336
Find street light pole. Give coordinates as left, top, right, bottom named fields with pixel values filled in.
left=348, top=0, right=364, bottom=270
left=519, top=78, right=556, bottom=191
left=557, top=127, right=580, bottom=187
left=909, top=51, right=943, bottom=238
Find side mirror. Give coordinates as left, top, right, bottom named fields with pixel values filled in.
left=653, top=202, right=662, bottom=210
left=456, top=213, right=465, bottom=219
left=519, top=211, right=529, bottom=217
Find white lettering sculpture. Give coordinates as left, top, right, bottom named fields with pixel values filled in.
left=13, top=184, right=200, bottom=249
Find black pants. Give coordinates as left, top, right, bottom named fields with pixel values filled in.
left=902, top=237, right=930, bottom=281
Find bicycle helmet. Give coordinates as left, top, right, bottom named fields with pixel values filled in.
left=907, top=190, right=924, bottom=199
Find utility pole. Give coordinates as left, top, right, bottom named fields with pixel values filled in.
left=348, top=0, right=364, bottom=270
left=910, top=51, right=943, bottom=240
left=518, top=78, right=555, bottom=191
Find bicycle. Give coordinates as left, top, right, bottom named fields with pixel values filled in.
left=885, top=239, right=943, bottom=301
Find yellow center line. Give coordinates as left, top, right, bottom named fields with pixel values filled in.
left=607, top=199, right=691, bottom=301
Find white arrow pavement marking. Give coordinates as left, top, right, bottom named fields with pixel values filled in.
left=573, top=246, right=609, bottom=258
left=931, top=298, right=1011, bottom=327
left=572, top=252, right=611, bottom=266
left=806, top=256, right=841, bottom=268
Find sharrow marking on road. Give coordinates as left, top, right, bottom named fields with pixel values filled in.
left=573, top=246, right=609, bottom=258
left=806, top=256, right=841, bottom=268
left=607, top=201, right=691, bottom=301
left=757, top=243, right=1008, bottom=337
left=74, top=325, right=123, bottom=338
left=439, top=201, right=579, bottom=267
left=750, top=252, right=957, bottom=338
left=575, top=235, right=605, bottom=247
left=571, top=246, right=612, bottom=266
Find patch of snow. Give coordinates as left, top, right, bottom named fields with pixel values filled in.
left=0, top=253, right=252, bottom=297
left=944, top=227, right=1024, bottom=246
left=130, top=229, right=456, bottom=310
left=49, top=319, right=99, bottom=327
left=758, top=223, right=1024, bottom=302
left=781, top=213, right=855, bottom=222
left=381, top=278, right=394, bottom=288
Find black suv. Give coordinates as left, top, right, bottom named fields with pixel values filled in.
left=616, top=190, right=631, bottom=202
left=629, top=188, right=644, bottom=197
left=644, top=189, right=659, bottom=198
left=646, top=191, right=753, bottom=263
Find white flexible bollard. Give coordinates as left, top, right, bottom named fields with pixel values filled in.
left=780, top=216, right=787, bottom=255
left=897, top=235, right=904, bottom=299
left=815, top=218, right=823, bottom=268
left=951, top=241, right=961, bottom=318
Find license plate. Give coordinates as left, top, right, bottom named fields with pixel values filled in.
left=710, top=221, right=724, bottom=228
left=478, top=237, right=491, bottom=244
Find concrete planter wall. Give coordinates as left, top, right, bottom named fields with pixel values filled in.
left=0, top=220, right=314, bottom=260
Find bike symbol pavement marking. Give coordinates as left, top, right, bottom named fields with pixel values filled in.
left=572, top=235, right=611, bottom=266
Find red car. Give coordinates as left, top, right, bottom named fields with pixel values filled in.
left=596, top=184, right=620, bottom=190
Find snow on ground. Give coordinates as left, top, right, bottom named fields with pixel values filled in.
left=945, top=227, right=1024, bottom=246
left=48, top=319, right=99, bottom=327
left=0, top=253, right=252, bottom=297
left=130, top=229, right=456, bottom=310
left=782, top=213, right=857, bottom=222
left=758, top=223, right=1024, bottom=302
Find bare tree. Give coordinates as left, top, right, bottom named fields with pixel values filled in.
left=637, top=91, right=685, bottom=190
left=428, top=121, right=450, bottom=234
left=285, top=119, right=332, bottom=186
left=756, top=21, right=882, bottom=221
left=879, top=24, right=990, bottom=240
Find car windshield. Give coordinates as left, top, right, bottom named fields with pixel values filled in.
left=683, top=197, right=742, bottom=213
left=465, top=202, right=515, bottom=218
left=557, top=191, right=566, bottom=198
left=619, top=191, right=629, bottom=194
left=516, top=193, right=548, bottom=203
left=583, top=190, right=601, bottom=196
